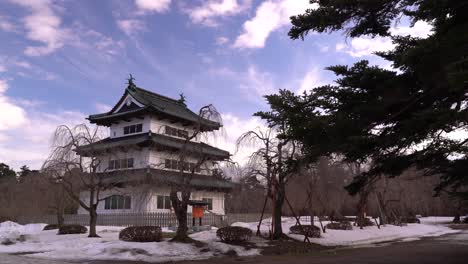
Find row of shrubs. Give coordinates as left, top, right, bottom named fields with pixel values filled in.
left=43, top=224, right=88, bottom=234
left=40, top=215, right=431, bottom=243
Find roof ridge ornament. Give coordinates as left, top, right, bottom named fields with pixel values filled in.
left=127, top=74, right=136, bottom=89
left=178, top=93, right=186, bottom=105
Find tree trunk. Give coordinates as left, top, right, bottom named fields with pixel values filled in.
left=453, top=214, right=461, bottom=223
left=56, top=207, right=64, bottom=228
left=88, top=208, right=99, bottom=237
left=271, top=184, right=285, bottom=240
left=170, top=190, right=191, bottom=242
left=356, top=191, right=369, bottom=229
left=376, top=192, right=387, bottom=225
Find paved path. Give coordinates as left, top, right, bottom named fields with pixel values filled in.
left=2, top=231, right=467, bottom=264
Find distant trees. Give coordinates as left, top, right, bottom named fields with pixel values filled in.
left=0, top=165, right=77, bottom=222
left=0, top=163, right=15, bottom=180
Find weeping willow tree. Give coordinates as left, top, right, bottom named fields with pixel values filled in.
left=236, top=127, right=302, bottom=240
left=42, top=124, right=115, bottom=237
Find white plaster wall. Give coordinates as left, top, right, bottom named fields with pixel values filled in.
left=147, top=149, right=214, bottom=174
left=109, top=116, right=151, bottom=139
left=97, top=148, right=213, bottom=174
left=149, top=116, right=199, bottom=142
left=78, top=185, right=226, bottom=215
left=96, top=148, right=149, bottom=172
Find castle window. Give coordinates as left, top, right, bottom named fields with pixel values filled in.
left=157, top=195, right=172, bottom=209
left=165, top=126, right=189, bottom=139
left=202, top=198, right=213, bottom=210
left=123, top=123, right=143, bottom=135
left=104, top=195, right=131, bottom=210
left=108, top=158, right=134, bottom=170
left=164, top=159, right=202, bottom=173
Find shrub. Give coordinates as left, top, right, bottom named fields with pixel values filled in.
left=330, top=215, right=348, bottom=222
left=289, top=225, right=320, bottom=238
left=326, top=221, right=353, bottom=230
left=43, top=224, right=60, bottom=231
left=57, top=224, right=87, bottom=235
left=119, top=226, right=162, bottom=242
left=402, top=217, right=421, bottom=224
left=216, top=226, right=252, bottom=243
left=463, top=217, right=468, bottom=224
left=355, top=218, right=374, bottom=227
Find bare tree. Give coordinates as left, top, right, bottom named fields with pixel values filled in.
left=146, top=104, right=227, bottom=243
left=42, top=124, right=116, bottom=237
left=236, top=127, right=301, bottom=240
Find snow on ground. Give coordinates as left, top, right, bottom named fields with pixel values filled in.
left=232, top=217, right=459, bottom=247
left=419, top=216, right=454, bottom=225
left=0, top=217, right=460, bottom=262
left=0, top=221, right=46, bottom=245
left=0, top=223, right=259, bottom=263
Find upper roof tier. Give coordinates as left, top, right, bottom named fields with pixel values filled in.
left=88, top=83, right=222, bottom=131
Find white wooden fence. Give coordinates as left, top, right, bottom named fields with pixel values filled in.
left=17, top=212, right=270, bottom=228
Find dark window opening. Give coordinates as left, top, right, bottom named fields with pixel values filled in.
left=123, top=124, right=143, bottom=135
left=202, top=198, right=213, bottom=210
left=157, top=195, right=171, bottom=209
left=105, top=195, right=131, bottom=210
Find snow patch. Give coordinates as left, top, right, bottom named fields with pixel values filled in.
left=0, top=222, right=259, bottom=262
left=233, top=217, right=459, bottom=247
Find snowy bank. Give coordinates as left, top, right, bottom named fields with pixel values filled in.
left=0, top=223, right=259, bottom=262
left=232, top=217, right=459, bottom=247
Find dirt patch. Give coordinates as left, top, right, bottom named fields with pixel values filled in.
left=447, top=224, right=468, bottom=230
left=261, top=240, right=333, bottom=256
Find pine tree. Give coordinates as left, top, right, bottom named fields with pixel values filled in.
left=257, top=1, right=468, bottom=198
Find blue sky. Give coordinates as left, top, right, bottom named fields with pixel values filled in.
left=0, top=0, right=432, bottom=169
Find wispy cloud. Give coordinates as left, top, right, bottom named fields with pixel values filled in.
left=0, top=79, right=84, bottom=169
left=234, top=0, right=317, bottom=49
left=0, top=15, right=17, bottom=32
left=185, top=0, right=252, bottom=27
left=117, top=19, right=146, bottom=36
left=135, top=0, right=171, bottom=13
left=336, top=20, right=433, bottom=57
left=8, top=0, right=70, bottom=56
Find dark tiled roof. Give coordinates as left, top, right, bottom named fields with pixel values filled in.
left=101, top=168, right=235, bottom=191
left=88, top=85, right=221, bottom=130
left=75, top=132, right=230, bottom=160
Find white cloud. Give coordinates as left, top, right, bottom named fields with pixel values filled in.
left=215, top=36, right=229, bottom=45
left=117, top=19, right=146, bottom=36
left=234, top=0, right=317, bottom=49
left=297, top=67, right=328, bottom=94
left=204, top=113, right=267, bottom=165
left=13, top=60, right=32, bottom=69
left=390, top=20, right=432, bottom=38
left=135, top=0, right=171, bottom=13
left=0, top=110, right=85, bottom=170
left=0, top=80, right=27, bottom=131
left=239, top=65, right=276, bottom=104
left=208, top=65, right=276, bottom=104
left=336, top=20, right=433, bottom=57
left=0, top=79, right=85, bottom=169
left=9, top=0, right=69, bottom=56
left=186, top=0, right=251, bottom=27
left=95, top=102, right=112, bottom=113
left=0, top=16, right=16, bottom=32
left=0, top=65, right=6, bottom=73
left=335, top=43, right=345, bottom=51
